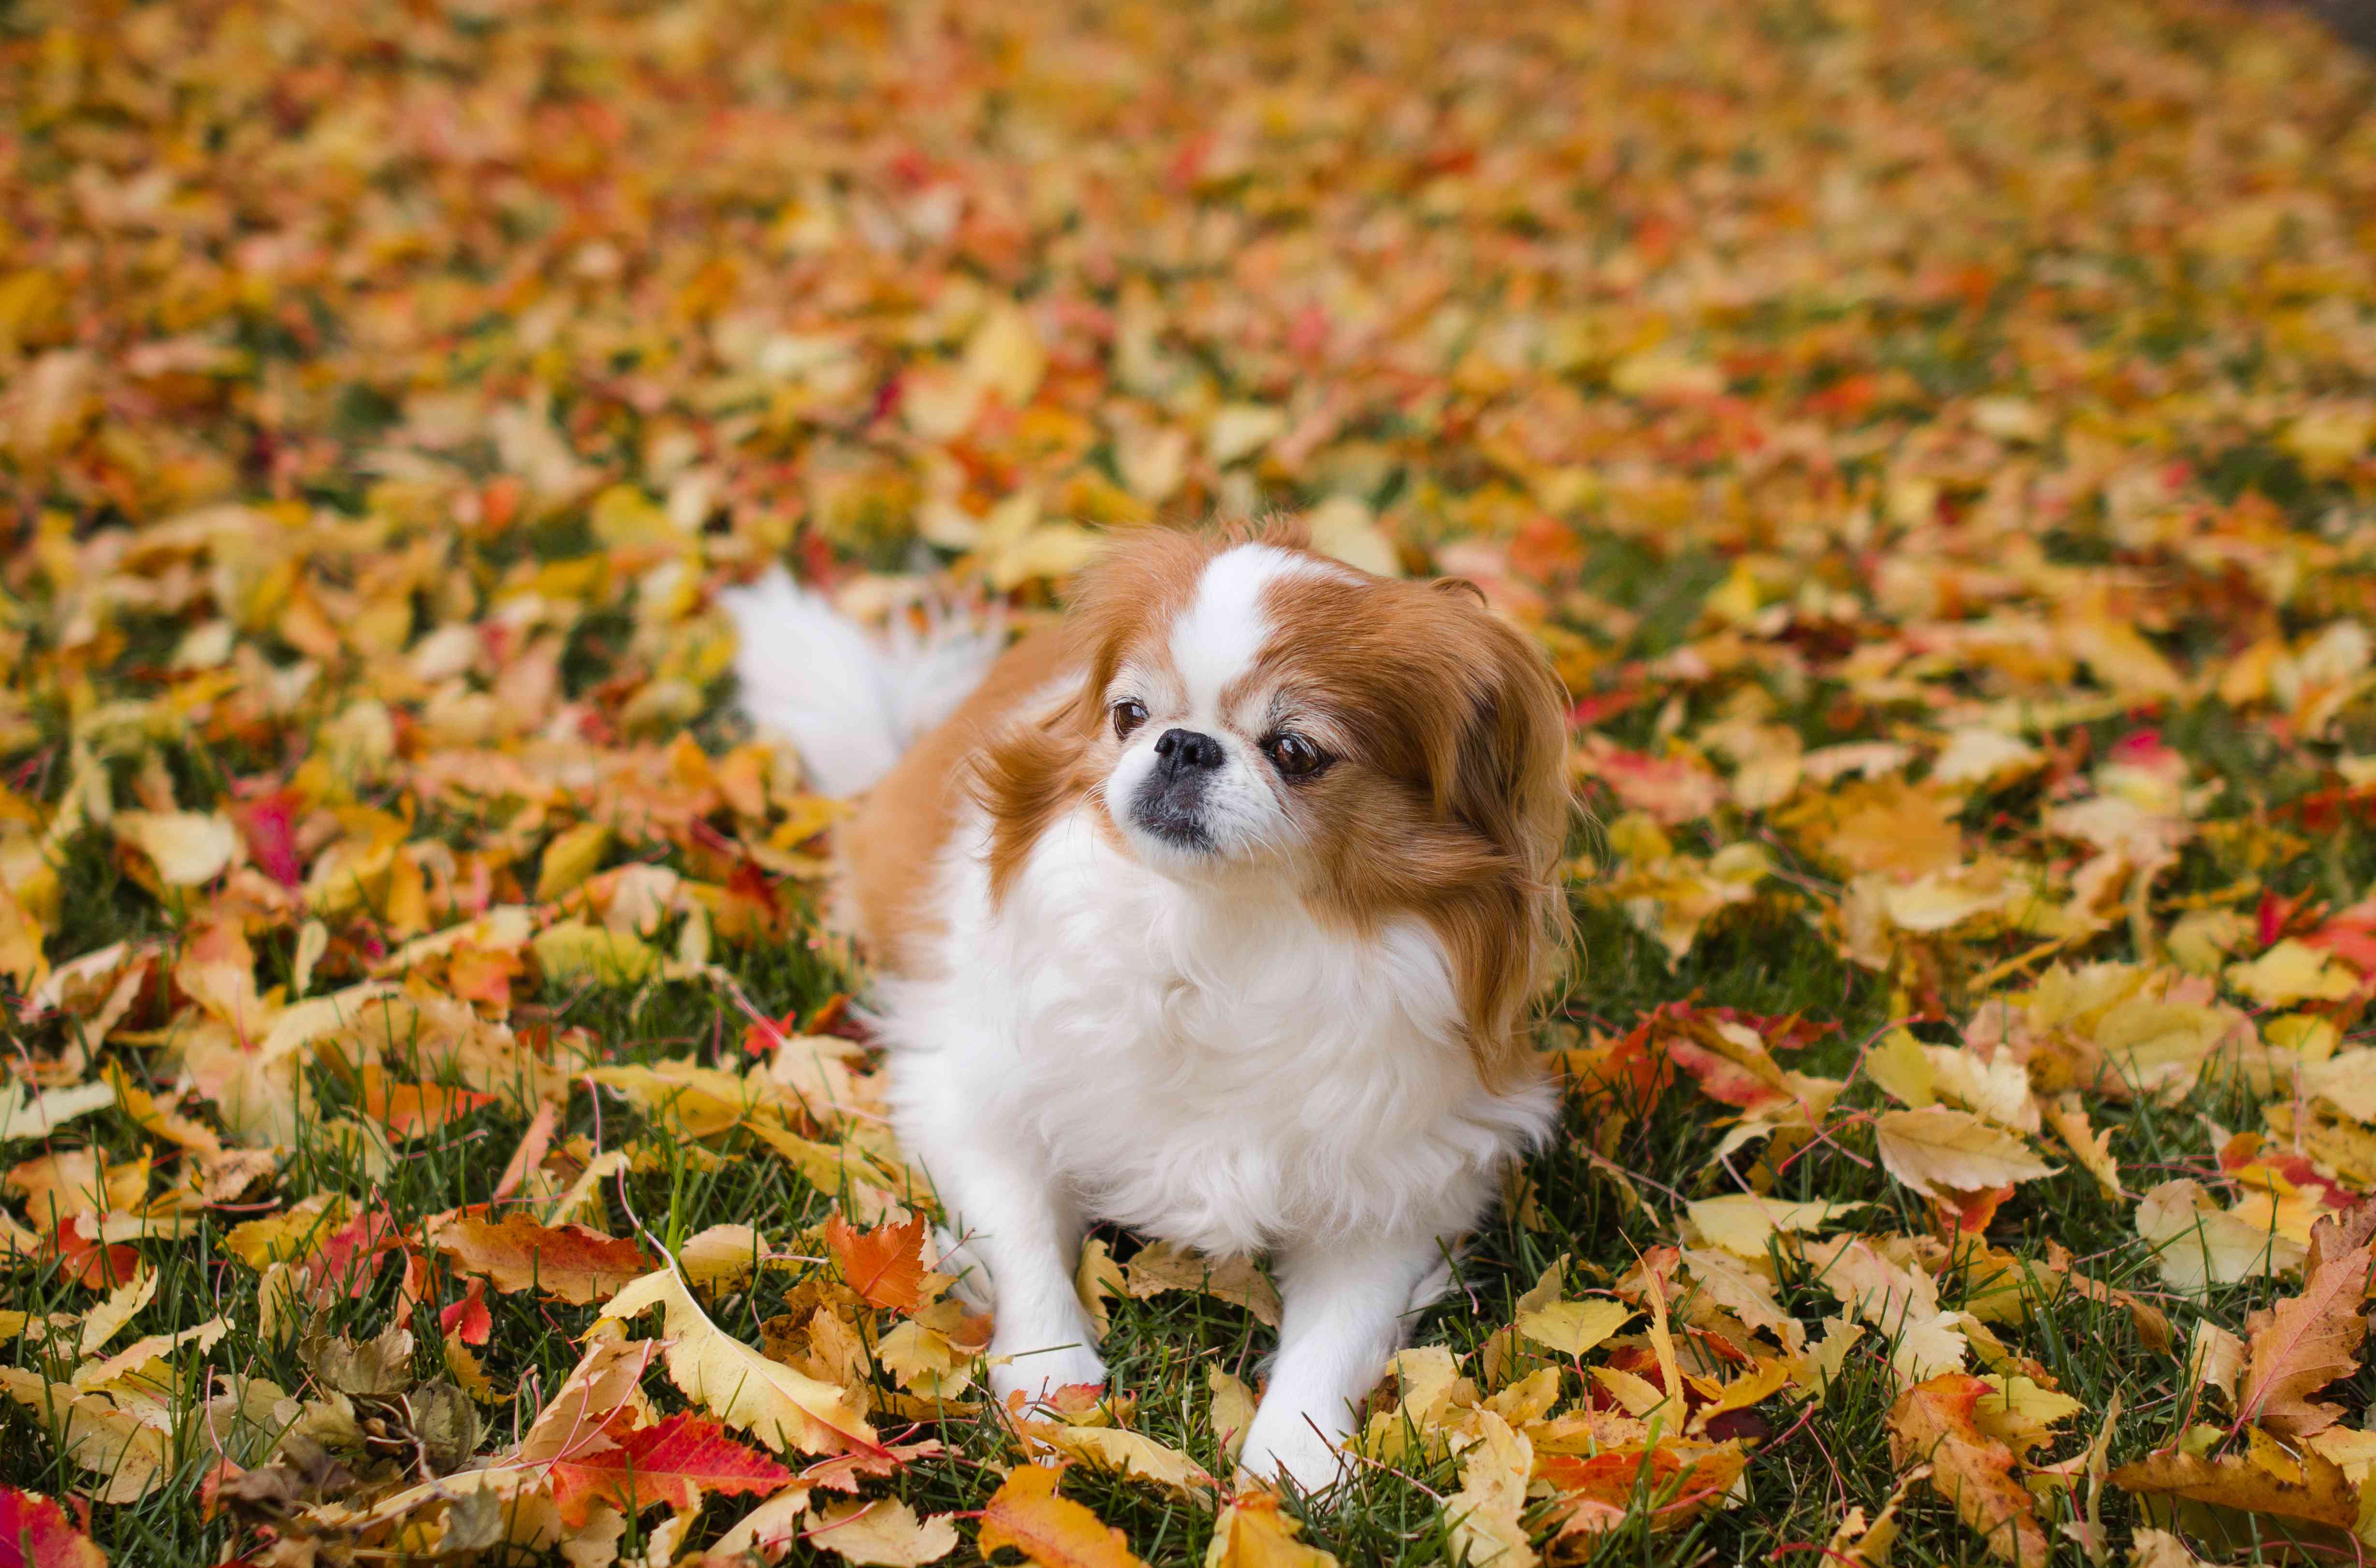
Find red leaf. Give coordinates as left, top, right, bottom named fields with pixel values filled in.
left=549, top=1412, right=794, bottom=1526
left=0, top=1486, right=108, bottom=1568
left=825, top=1213, right=928, bottom=1314
left=440, top=1278, right=493, bottom=1347
left=306, top=1204, right=404, bottom=1297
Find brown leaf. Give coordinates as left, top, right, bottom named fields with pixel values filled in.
left=2111, top=1440, right=2360, bottom=1533
left=2236, top=1214, right=2373, bottom=1437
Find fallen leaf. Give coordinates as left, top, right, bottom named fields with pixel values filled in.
left=1886, top=1373, right=2046, bottom=1568
left=974, top=1463, right=1147, bottom=1568
left=0, top=1485, right=108, bottom=1568
left=550, top=1411, right=794, bottom=1527
left=825, top=1213, right=927, bottom=1313
left=1203, top=1489, right=1339, bottom=1568
left=599, top=1265, right=884, bottom=1458
left=429, top=1213, right=656, bottom=1304
left=1873, top=1107, right=2056, bottom=1201
left=807, top=1497, right=961, bottom=1566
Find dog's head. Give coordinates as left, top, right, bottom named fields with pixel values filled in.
left=977, top=520, right=1571, bottom=1076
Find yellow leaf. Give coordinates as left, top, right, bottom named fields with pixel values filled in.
left=1076, top=1236, right=1126, bottom=1340
left=1204, top=1489, right=1341, bottom=1568
left=1444, top=1409, right=1536, bottom=1568
left=598, top=1265, right=881, bottom=1457
left=975, top=1462, right=1147, bottom=1568
left=533, top=921, right=661, bottom=986
left=1019, top=1421, right=1216, bottom=1497
left=961, top=304, right=1045, bottom=407
left=806, top=1498, right=961, bottom=1566
left=0, top=1367, right=172, bottom=1503
left=1687, top=1194, right=1871, bottom=1257
left=536, top=822, right=613, bottom=901
left=1516, top=1298, right=1635, bottom=1358
left=2226, top=940, right=2359, bottom=1007
left=1305, top=496, right=1400, bottom=578
left=1873, top=1107, right=2056, bottom=1199
left=1122, top=1240, right=1281, bottom=1326
left=1209, top=1366, right=1257, bottom=1465
left=112, top=810, right=240, bottom=886
left=1610, top=347, right=1722, bottom=399
left=1204, top=403, right=1286, bottom=466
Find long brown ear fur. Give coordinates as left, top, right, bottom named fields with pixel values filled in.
left=1433, top=607, right=1574, bottom=1087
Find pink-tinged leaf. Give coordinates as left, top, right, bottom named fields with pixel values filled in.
left=232, top=791, right=304, bottom=887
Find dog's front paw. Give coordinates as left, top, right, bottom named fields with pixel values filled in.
left=988, top=1342, right=1108, bottom=1408
left=1237, top=1409, right=1350, bottom=1495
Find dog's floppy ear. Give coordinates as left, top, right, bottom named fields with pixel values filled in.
left=1424, top=592, right=1573, bottom=1084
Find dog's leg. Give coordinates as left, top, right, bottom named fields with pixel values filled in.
left=924, top=1130, right=1108, bottom=1404
left=1238, top=1229, right=1449, bottom=1493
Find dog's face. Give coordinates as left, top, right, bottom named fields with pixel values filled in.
left=976, top=523, right=1572, bottom=1074
left=1094, top=544, right=1350, bottom=876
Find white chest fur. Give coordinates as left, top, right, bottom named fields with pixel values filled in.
left=881, top=804, right=1554, bottom=1258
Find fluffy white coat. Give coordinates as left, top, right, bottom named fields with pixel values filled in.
left=723, top=553, right=1556, bottom=1489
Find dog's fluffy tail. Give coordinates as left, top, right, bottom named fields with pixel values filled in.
left=717, top=568, right=1004, bottom=797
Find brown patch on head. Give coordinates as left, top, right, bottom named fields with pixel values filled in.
left=972, top=524, right=1225, bottom=901
left=1254, top=565, right=1573, bottom=1086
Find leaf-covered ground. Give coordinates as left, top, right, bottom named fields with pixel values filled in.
left=6, top=0, right=2376, bottom=1564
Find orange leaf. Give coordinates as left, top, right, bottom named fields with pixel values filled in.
left=427, top=1212, right=656, bottom=1304
left=357, top=1065, right=496, bottom=1141
left=0, top=1486, right=107, bottom=1568
left=548, top=1411, right=794, bottom=1527
left=826, top=1213, right=928, bottom=1314
left=975, top=1463, right=1146, bottom=1568
left=1886, top=1373, right=2047, bottom=1568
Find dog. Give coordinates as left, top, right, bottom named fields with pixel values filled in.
left=721, top=519, right=1570, bottom=1490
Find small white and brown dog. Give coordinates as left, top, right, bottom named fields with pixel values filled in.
left=722, top=521, right=1569, bottom=1490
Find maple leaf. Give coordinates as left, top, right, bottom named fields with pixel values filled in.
left=826, top=1212, right=928, bottom=1313
left=549, top=1411, right=794, bottom=1526
left=1886, top=1373, right=2047, bottom=1568
left=805, top=1496, right=962, bottom=1566
left=975, top=1463, right=1148, bottom=1568
left=427, top=1212, right=656, bottom=1304
left=0, top=1487, right=107, bottom=1568
left=2235, top=1210, right=2374, bottom=1437
left=599, top=1264, right=887, bottom=1459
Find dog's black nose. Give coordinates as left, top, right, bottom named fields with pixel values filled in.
left=1152, top=727, right=1225, bottom=777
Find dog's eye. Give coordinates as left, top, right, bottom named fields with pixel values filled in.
left=1265, top=732, right=1328, bottom=779
left=1112, top=699, right=1149, bottom=739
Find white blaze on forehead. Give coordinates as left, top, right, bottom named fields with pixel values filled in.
left=1168, top=545, right=1327, bottom=717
